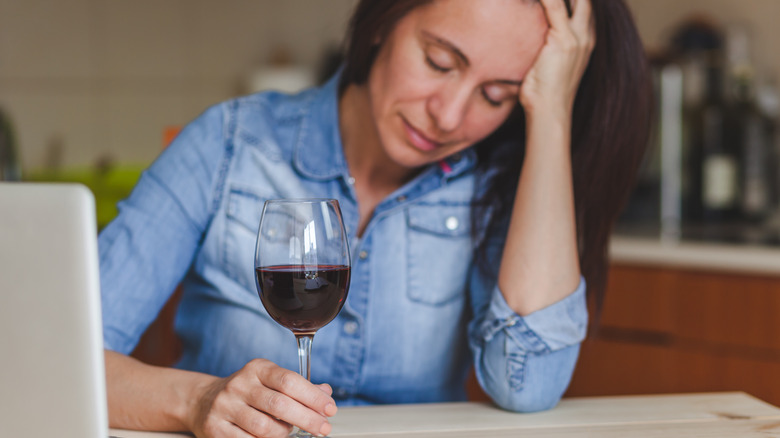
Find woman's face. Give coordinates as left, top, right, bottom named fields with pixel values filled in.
left=367, top=0, right=548, bottom=168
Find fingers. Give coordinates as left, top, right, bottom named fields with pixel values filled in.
left=256, top=362, right=338, bottom=417
left=571, top=0, right=595, bottom=39
left=250, top=387, right=332, bottom=436
left=540, top=0, right=594, bottom=42
left=233, top=405, right=293, bottom=438
left=232, top=359, right=336, bottom=436
left=194, top=359, right=339, bottom=438
left=538, top=0, right=572, bottom=31
left=318, top=383, right=334, bottom=396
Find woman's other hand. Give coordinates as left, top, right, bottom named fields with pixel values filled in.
left=520, top=0, right=596, bottom=116
left=188, top=359, right=337, bottom=438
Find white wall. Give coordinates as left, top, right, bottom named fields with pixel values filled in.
left=626, top=0, right=780, bottom=83
left=0, top=0, right=357, bottom=170
left=1, top=0, right=777, bottom=171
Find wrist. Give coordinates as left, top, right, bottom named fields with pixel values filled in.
left=522, top=111, right=573, bottom=164
left=525, top=111, right=572, bottom=149
left=176, top=371, right=220, bottom=432
left=523, top=103, right=573, bottom=128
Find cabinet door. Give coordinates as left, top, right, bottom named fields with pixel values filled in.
left=566, top=264, right=780, bottom=406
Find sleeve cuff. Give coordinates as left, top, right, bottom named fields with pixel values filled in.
left=477, top=277, right=588, bottom=353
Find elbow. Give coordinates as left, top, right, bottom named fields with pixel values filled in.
left=492, top=388, right=563, bottom=413
left=481, top=344, right=581, bottom=413
left=485, top=370, right=566, bottom=413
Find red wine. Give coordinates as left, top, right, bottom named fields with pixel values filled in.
left=256, top=265, right=350, bottom=334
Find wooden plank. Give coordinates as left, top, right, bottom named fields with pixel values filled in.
left=350, top=418, right=780, bottom=437
left=108, top=394, right=780, bottom=437
left=328, top=393, right=780, bottom=436
left=568, top=338, right=780, bottom=407
left=569, top=264, right=780, bottom=406
left=602, top=264, right=780, bottom=352
left=109, top=430, right=191, bottom=437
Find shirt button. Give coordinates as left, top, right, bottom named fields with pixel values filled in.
left=506, top=316, right=517, bottom=327
left=347, top=176, right=356, bottom=185
left=396, top=195, right=407, bottom=202
left=445, top=216, right=459, bottom=231
left=343, top=321, right=358, bottom=335
left=358, top=250, right=368, bottom=260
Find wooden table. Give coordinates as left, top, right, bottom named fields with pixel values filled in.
left=109, top=392, right=780, bottom=437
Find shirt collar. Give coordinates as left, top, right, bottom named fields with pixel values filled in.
left=439, top=149, right=476, bottom=181
left=293, top=72, right=477, bottom=183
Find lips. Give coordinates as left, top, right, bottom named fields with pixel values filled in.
left=401, top=118, right=442, bottom=152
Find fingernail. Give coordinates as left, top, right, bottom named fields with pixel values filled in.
left=319, top=422, right=332, bottom=436
left=324, top=402, right=338, bottom=416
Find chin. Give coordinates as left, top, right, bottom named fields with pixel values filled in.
left=386, top=144, right=431, bottom=169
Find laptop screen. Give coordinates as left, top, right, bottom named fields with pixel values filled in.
left=0, top=183, right=108, bottom=438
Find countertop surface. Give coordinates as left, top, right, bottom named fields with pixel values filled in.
left=610, top=235, right=780, bottom=275
left=108, top=392, right=780, bottom=437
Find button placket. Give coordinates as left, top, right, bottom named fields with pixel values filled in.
left=330, top=233, right=369, bottom=400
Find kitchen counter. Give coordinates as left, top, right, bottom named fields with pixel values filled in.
left=108, top=392, right=780, bottom=437
left=610, top=235, right=780, bottom=275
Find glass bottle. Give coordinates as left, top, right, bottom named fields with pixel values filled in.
left=0, top=107, right=21, bottom=181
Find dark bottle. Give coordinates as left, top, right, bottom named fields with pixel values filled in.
left=687, top=55, right=741, bottom=225
left=670, top=19, right=728, bottom=227
left=724, top=26, right=774, bottom=222
left=0, top=107, right=21, bottom=181
left=731, top=77, right=772, bottom=221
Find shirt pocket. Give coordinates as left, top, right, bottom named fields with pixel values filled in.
left=406, top=204, right=473, bottom=306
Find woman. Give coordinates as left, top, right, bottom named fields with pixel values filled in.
left=100, top=0, right=651, bottom=436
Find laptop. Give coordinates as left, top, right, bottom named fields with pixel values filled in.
left=0, top=182, right=108, bottom=438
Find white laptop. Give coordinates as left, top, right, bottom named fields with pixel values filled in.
left=0, top=182, right=108, bottom=438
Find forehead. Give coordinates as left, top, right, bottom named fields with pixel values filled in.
left=405, top=0, right=548, bottom=79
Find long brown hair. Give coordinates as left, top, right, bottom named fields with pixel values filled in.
left=339, top=0, right=653, bottom=320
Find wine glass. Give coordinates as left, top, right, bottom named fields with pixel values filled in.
left=254, top=199, right=351, bottom=438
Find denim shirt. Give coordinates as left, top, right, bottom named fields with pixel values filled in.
left=99, top=74, right=588, bottom=412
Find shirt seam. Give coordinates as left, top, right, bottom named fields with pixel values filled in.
left=208, top=101, right=237, bottom=225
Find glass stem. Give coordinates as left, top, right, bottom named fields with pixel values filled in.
left=295, top=334, right=314, bottom=381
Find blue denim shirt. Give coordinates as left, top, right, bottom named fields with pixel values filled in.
left=99, top=74, right=588, bottom=412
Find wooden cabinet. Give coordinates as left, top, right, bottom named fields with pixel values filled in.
left=565, top=263, right=780, bottom=406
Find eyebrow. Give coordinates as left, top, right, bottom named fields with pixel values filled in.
left=421, top=30, right=524, bottom=87
left=421, top=30, right=470, bottom=67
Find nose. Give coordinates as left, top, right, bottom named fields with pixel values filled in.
left=426, top=81, right=471, bottom=133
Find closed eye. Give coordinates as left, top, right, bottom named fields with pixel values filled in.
left=481, top=88, right=503, bottom=107
left=481, top=84, right=518, bottom=108
left=425, top=56, right=451, bottom=73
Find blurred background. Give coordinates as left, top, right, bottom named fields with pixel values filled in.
left=0, top=0, right=355, bottom=226
left=3, top=0, right=780, bottom=405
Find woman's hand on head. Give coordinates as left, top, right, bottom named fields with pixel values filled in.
left=519, top=0, right=596, bottom=117
left=187, top=359, right=337, bottom=438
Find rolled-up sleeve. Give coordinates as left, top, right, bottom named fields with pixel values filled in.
left=468, top=243, right=588, bottom=412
